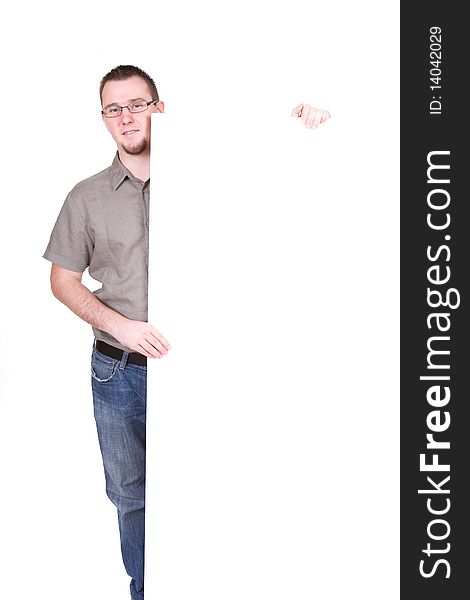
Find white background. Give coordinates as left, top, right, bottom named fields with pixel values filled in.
left=1, top=1, right=399, bottom=599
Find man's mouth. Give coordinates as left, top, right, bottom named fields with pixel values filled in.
left=123, top=130, right=139, bottom=136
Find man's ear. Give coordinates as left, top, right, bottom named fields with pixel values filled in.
left=155, top=100, right=165, bottom=113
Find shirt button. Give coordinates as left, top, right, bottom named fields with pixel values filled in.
left=146, top=222, right=149, bottom=227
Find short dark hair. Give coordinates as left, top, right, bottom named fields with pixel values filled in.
left=99, top=65, right=159, bottom=104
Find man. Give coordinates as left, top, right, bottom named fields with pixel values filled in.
left=43, top=64, right=330, bottom=600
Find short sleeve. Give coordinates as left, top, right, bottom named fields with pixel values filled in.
left=43, top=187, right=95, bottom=273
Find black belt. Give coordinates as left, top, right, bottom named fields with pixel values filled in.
left=95, top=340, right=147, bottom=366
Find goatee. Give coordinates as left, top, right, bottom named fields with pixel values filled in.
left=122, top=138, right=148, bottom=155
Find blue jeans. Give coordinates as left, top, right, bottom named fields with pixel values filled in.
left=91, top=345, right=147, bottom=600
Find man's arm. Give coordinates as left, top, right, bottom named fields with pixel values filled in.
left=50, top=264, right=170, bottom=358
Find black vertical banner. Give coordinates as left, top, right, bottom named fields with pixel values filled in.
left=401, top=3, right=469, bottom=598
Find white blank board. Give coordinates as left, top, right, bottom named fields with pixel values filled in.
left=146, top=101, right=398, bottom=599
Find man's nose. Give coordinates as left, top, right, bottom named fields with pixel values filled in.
left=120, top=107, right=135, bottom=124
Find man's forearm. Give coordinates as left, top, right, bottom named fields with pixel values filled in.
left=50, top=266, right=169, bottom=357
left=51, top=276, right=126, bottom=339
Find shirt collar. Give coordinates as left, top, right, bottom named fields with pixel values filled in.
left=110, top=152, right=150, bottom=191
left=110, top=152, right=130, bottom=190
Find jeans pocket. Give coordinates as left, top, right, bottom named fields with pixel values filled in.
left=91, top=349, right=119, bottom=383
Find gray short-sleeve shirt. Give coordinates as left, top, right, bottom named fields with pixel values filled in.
left=43, top=153, right=150, bottom=352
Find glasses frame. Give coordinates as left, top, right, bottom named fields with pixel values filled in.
left=101, top=98, right=159, bottom=118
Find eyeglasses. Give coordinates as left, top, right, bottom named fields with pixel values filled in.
left=101, top=98, right=159, bottom=118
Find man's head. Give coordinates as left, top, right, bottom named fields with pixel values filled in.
left=100, top=65, right=164, bottom=157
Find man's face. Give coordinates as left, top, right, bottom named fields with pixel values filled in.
left=101, top=75, right=164, bottom=156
